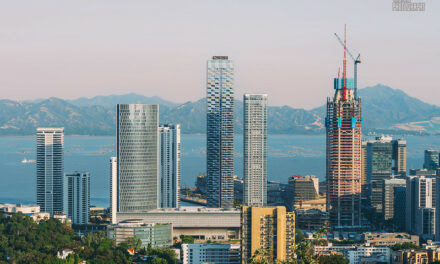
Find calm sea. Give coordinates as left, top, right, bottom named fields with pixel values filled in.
left=0, top=134, right=439, bottom=208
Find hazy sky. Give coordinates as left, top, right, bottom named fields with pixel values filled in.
left=0, top=0, right=438, bottom=109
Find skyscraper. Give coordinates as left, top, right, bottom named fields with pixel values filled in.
left=406, top=176, right=436, bottom=239
left=64, top=172, right=90, bottom=225
left=364, top=136, right=407, bottom=213
left=382, top=178, right=406, bottom=221
left=110, top=157, right=117, bottom=224
left=159, top=124, right=180, bottom=209
left=325, top=52, right=362, bottom=228
left=116, top=104, right=159, bottom=214
left=206, top=56, right=234, bottom=209
left=36, top=127, right=64, bottom=216
left=243, top=94, right=268, bottom=206
left=241, top=206, right=295, bottom=263
left=424, top=150, right=440, bottom=170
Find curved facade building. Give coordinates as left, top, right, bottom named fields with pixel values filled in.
left=116, top=104, right=159, bottom=213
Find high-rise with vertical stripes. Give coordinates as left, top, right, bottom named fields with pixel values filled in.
left=326, top=63, right=362, bottom=228
left=159, top=124, right=180, bottom=208
left=243, top=94, right=268, bottom=206
left=116, top=104, right=159, bottom=213
left=36, top=127, right=64, bottom=216
left=206, top=56, right=234, bottom=209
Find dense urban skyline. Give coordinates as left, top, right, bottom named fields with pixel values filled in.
left=0, top=1, right=438, bottom=109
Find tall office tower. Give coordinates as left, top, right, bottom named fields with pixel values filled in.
left=325, top=40, right=362, bottom=228
left=393, top=139, right=407, bottom=176
left=424, top=150, right=440, bottom=170
left=394, top=186, right=407, bottom=231
left=206, top=56, right=234, bottom=209
left=110, top=157, right=117, bottom=224
left=159, top=124, right=181, bottom=209
left=366, top=136, right=393, bottom=213
left=243, top=94, right=268, bottom=207
left=436, top=171, right=440, bottom=241
left=36, top=127, right=64, bottom=216
left=361, top=141, right=368, bottom=196
left=116, top=104, right=159, bottom=214
left=241, top=206, right=295, bottom=263
left=364, top=136, right=407, bottom=214
left=382, top=178, right=406, bottom=221
left=64, top=172, right=90, bottom=225
left=406, top=176, right=436, bottom=239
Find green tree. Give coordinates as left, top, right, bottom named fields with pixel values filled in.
left=125, top=237, right=142, bottom=251
left=391, top=242, right=421, bottom=251
left=249, top=248, right=273, bottom=264
left=318, top=254, right=349, bottom=264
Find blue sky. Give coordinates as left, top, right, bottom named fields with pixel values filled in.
left=0, top=0, right=438, bottom=109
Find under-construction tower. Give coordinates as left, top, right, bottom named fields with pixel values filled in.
left=326, top=26, right=362, bottom=229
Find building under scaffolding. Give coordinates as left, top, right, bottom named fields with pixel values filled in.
left=326, top=76, right=362, bottom=229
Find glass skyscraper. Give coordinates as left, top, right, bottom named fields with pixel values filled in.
left=36, top=127, right=64, bottom=216
left=159, top=124, right=180, bottom=209
left=116, top=104, right=159, bottom=213
left=243, top=94, right=267, bottom=206
left=424, top=149, right=440, bottom=170
left=64, top=172, right=90, bottom=225
left=206, top=56, right=234, bottom=209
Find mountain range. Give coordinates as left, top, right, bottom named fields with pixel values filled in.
left=1, top=84, right=439, bottom=135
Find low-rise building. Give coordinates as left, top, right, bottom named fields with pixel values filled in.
left=363, top=233, right=419, bottom=247
left=314, top=243, right=390, bottom=264
left=182, top=243, right=240, bottom=264
left=0, top=203, right=50, bottom=222
left=295, top=209, right=329, bottom=231
left=117, top=207, right=240, bottom=241
left=108, top=220, right=172, bottom=248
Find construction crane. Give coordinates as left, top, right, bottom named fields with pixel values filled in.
left=334, top=32, right=361, bottom=99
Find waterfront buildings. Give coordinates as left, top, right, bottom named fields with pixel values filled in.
left=36, top=127, right=64, bottom=216
left=424, top=150, right=440, bottom=170
left=159, top=124, right=181, bottom=209
left=117, top=207, right=240, bottom=241
left=206, top=56, right=234, bottom=209
left=243, top=94, right=268, bottom=207
left=364, top=136, right=407, bottom=214
left=116, top=104, right=159, bottom=214
left=182, top=243, right=240, bottom=264
left=108, top=220, right=172, bottom=248
left=64, top=172, right=90, bottom=225
left=0, top=203, right=50, bottom=222
left=241, top=206, right=295, bottom=263
left=326, top=74, right=362, bottom=228
left=406, top=176, right=436, bottom=239
left=383, top=178, right=406, bottom=221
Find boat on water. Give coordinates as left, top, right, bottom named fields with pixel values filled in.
left=21, top=158, right=36, bottom=164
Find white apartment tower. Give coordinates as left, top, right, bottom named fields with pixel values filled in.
left=36, top=127, right=64, bottom=216
left=243, top=94, right=268, bottom=206
left=159, top=124, right=181, bottom=208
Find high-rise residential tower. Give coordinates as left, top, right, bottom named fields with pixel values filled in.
left=110, top=157, right=117, bottom=224
left=159, top=124, right=181, bottom=209
left=64, top=172, right=90, bottom=225
left=116, top=104, right=159, bottom=214
left=243, top=94, right=268, bottom=207
left=392, top=139, right=407, bottom=176
left=325, top=42, right=362, bottom=228
left=206, top=56, right=234, bottom=209
left=241, top=206, right=295, bottom=263
left=36, top=127, right=64, bottom=216
left=424, top=150, right=440, bottom=170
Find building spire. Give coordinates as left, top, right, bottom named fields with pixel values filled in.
left=343, top=24, right=347, bottom=101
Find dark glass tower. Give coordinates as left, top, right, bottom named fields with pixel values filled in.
left=206, top=56, right=234, bottom=209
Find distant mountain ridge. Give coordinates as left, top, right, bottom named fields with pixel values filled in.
left=0, top=84, right=439, bottom=135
